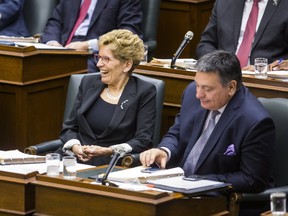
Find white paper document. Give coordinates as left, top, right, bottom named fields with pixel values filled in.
left=0, top=160, right=94, bottom=175
left=0, top=149, right=45, bottom=165
left=148, top=176, right=223, bottom=190
left=14, top=42, right=73, bottom=50
left=107, top=166, right=184, bottom=183
left=146, top=176, right=230, bottom=194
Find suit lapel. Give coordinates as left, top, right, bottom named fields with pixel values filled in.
left=233, top=0, right=246, bottom=51
left=88, top=0, right=109, bottom=29
left=193, top=88, right=244, bottom=172
left=68, top=0, right=83, bottom=31
left=252, top=0, right=279, bottom=50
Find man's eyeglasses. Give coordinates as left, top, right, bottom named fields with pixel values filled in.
left=94, top=54, right=114, bottom=64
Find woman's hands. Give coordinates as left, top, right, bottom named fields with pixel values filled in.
left=72, top=145, right=114, bottom=162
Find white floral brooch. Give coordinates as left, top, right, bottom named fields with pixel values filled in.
left=273, top=0, right=278, bottom=6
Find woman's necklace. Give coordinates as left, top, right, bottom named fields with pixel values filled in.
left=106, top=87, right=121, bottom=100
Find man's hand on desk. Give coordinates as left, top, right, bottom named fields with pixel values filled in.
left=140, top=148, right=168, bottom=169
left=65, top=41, right=88, bottom=51
left=46, top=41, right=63, bottom=47
left=270, top=59, right=288, bottom=71
left=242, top=65, right=254, bottom=71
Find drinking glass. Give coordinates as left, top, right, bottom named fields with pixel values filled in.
left=270, top=192, right=286, bottom=216
left=254, top=58, right=268, bottom=79
left=63, top=156, right=77, bottom=180
left=46, top=153, right=60, bottom=177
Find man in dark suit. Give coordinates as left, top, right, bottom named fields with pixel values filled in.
left=40, top=0, right=142, bottom=72
left=0, top=0, right=29, bottom=37
left=140, top=50, right=275, bottom=215
left=196, top=0, right=288, bottom=69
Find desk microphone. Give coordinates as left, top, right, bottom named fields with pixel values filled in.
left=100, top=144, right=132, bottom=185
left=171, top=31, right=194, bottom=69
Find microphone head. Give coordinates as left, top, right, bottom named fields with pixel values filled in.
left=110, top=143, right=132, bottom=157
left=185, top=31, right=194, bottom=41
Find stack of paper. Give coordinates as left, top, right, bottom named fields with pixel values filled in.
left=107, top=166, right=184, bottom=183
left=147, top=176, right=231, bottom=194
left=149, top=58, right=197, bottom=70
left=0, top=150, right=45, bottom=165
left=13, top=42, right=73, bottom=50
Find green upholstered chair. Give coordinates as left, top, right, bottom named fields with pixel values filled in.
left=229, top=97, right=288, bottom=215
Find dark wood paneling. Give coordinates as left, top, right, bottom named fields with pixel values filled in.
left=155, top=0, right=214, bottom=59
left=0, top=46, right=88, bottom=151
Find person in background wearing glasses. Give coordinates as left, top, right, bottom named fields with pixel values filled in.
left=57, top=29, right=156, bottom=166
left=40, top=0, right=142, bottom=73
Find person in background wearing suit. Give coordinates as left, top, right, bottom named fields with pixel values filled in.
left=59, top=29, right=156, bottom=166
left=0, top=0, right=29, bottom=36
left=40, top=0, right=142, bottom=72
left=196, top=0, right=288, bottom=71
left=140, top=50, right=275, bottom=216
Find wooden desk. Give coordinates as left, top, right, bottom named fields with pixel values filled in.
left=0, top=45, right=88, bottom=151
left=261, top=211, right=288, bottom=216
left=134, top=65, right=288, bottom=136
left=33, top=168, right=229, bottom=216
left=0, top=170, right=37, bottom=215
left=155, top=0, right=214, bottom=59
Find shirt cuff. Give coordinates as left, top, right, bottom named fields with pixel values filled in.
left=62, top=139, right=81, bottom=156
left=158, top=147, right=171, bottom=160
left=88, top=39, right=98, bottom=53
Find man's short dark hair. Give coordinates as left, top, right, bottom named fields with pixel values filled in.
left=195, top=50, right=243, bottom=89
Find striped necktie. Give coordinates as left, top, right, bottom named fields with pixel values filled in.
left=183, top=110, right=220, bottom=176
left=237, top=0, right=259, bottom=68
left=66, top=0, right=92, bottom=45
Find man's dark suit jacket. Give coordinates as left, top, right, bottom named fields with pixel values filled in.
left=159, top=82, right=275, bottom=193
left=0, top=0, right=29, bottom=37
left=41, top=0, right=142, bottom=45
left=60, top=74, right=156, bottom=166
left=196, top=0, right=288, bottom=64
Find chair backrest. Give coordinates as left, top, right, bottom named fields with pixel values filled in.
left=23, top=0, right=59, bottom=36
left=258, top=97, right=288, bottom=187
left=63, top=73, right=165, bottom=146
left=132, top=73, right=165, bottom=146
left=141, top=0, right=161, bottom=61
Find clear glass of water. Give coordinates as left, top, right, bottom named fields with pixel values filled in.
left=46, top=153, right=60, bottom=177
left=270, top=192, right=286, bottom=216
left=63, top=156, right=77, bottom=180
left=254, top=57, right=268, bottom=79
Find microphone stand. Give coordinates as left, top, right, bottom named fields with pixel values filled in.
left=99, top=150, right=125, bottom=186
left=171, top=45, right=187, bottom=69
left=170, top=31, right=194, bottom=69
